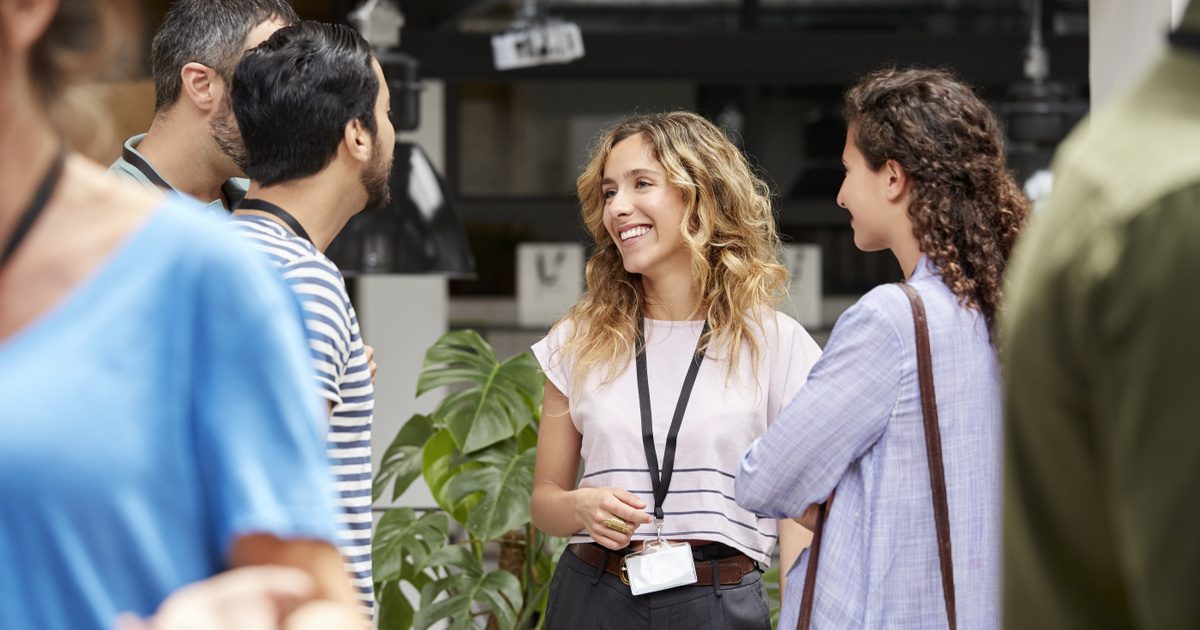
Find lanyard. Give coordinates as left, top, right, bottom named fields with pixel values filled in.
left=122, top=143, right=172, bottom=191
left=2, top=146, right=65, bottom=272
left=122, top=144, right=236, bottom=212
left=636, top=318, right=710, bottom=533
left=238, top=198, right=314, bottom=246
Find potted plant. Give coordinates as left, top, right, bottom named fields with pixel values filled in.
left=372, top=330, right=563, bottom=630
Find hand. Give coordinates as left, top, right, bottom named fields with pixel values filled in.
left=364, top=345, right=377, bottom=383
left=795, top=502, right=823, bottom=531
left=574, top=487, right=654, bottom=550
left=116, top=566, right=315, bottom=630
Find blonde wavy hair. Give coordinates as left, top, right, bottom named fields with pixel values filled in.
left=557, top=111, right=789, bottom=391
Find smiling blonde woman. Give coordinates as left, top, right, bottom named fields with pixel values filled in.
left=529, top=111, right=822, bottom=629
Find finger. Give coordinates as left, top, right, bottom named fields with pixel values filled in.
left=610, top=505, right=651, bottom=528
left=284, top=601, right=368, bottom=630
left=156, top=566, right=316, bottom=627
left=114, top=614, right=150, bottom=630
left=612, top=488, right=647, bottom=510
left=797, top=503, right=821, bottom=530
left=591, top=527, right=629, bottom=550
left=605, top=493, right=652, bottom=525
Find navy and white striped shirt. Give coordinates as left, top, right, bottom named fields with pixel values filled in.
left=232, top=215, right=375, bottom=613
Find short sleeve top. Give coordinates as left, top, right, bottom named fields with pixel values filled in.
left=533, top=310, right=821, bottom=563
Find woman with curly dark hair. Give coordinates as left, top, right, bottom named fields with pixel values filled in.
left=737, top=68, right=1030, bottom=630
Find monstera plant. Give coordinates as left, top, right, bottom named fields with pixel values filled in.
left=372, top=330, right=563, bottom=630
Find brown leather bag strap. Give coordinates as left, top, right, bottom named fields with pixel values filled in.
left=796, top=496, right=830, bottom=630
left=898, top=281, right=957, bottom=630
left=795, top=283, right=957, bottom=630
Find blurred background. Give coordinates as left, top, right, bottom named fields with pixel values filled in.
left=92, top=2, right=1176, bottom=617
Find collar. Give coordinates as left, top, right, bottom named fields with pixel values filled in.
left=121, top=133, right=172, bottom=190
left=121, top=133, right=245, bottom=213
left=909, top=255, right=936, bottom=282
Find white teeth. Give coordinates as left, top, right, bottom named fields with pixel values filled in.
left=620, top=226, right=651, bottom=241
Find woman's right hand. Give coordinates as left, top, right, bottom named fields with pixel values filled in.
left=573, top=487, right=654, bottom=550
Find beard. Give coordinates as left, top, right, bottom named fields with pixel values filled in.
left=361, top=136, right=393, bottom=211
left=209, top=97, right=248, bottom=174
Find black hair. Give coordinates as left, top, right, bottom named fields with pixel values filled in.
left=232, top=21, right=380, bottom=186
left=150, top=0, right=299, bottom=112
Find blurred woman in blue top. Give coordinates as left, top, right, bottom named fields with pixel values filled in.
left=0, top=1, right=362, bottom=628
left=736, top=68, right=1031, bottom=629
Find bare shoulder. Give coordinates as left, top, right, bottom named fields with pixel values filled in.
left=63, top=156, right=165, bottom=221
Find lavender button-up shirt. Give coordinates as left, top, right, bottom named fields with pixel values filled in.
left=737, top=258, right=1001, bottom=630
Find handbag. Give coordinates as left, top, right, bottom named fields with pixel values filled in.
left=796, top=282, right=958, bottom=630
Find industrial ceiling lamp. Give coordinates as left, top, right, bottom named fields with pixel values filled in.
left=329, top=0, right=475, bottom=277
left=1000, top=0, right=1087, bottom=206
left=491, top=0, right=585, bottom=71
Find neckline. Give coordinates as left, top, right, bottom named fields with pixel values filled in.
left=909, top=255, right=935, bottom=281
left=643, top=316, right=707, bottom=325
left=233, top=213, right=321, bottom=255
left=0, top=200, right=167, bottom=354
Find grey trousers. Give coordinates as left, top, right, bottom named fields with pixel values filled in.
left=543, top=546, right=771, bottom=630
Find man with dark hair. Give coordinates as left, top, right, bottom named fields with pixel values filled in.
left=110, top=0, right=298, bottom=212
left=230, top=21, right=393, bottom=616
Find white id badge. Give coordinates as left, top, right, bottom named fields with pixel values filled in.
left=622, top=540, right=698, bottom=595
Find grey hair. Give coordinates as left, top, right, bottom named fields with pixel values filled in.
left=150, top=0, right=299, bottom=112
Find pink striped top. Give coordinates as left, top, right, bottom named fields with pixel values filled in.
left=533, top=310, right=821, bottom=563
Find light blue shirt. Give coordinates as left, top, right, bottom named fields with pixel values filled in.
left=0, top=197, right=338, bottom=630
left=737, top=258, right=1002, bottom=630
left=110, top=133, right=248, bottom=214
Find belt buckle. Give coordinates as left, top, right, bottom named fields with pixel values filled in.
left=619, top=556, right=630, bottom=585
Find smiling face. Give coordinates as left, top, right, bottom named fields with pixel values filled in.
left=600, top=133, right=691, bottom=280
left=838, top=125, right=901, bottom=252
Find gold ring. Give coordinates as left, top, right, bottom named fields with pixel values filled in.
left=601, top=516, right=633, bottom=535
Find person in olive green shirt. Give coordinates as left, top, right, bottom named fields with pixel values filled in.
left=1002, top=3, right=1200, bottom=628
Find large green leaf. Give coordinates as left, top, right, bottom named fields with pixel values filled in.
left=376, top=581, right=413, bottom=630
left=372, top=508, right=450, bottom=582
left=764, top=564, right=781, bottom=627
left=417, top=331, right=544, bottom=454
left=443, top=446, right=537, bottom=541
left=414, top=545, right=524, bottom=630
left=421, top=428, right=476, bottom=523
left=374, top=414, right=436, bottom=503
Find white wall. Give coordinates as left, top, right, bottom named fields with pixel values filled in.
left=1090, top=0, right=1174, bottom=107
left=360, top=275, right=446, bottom=509
left=363, top=78, right=451, bottom=511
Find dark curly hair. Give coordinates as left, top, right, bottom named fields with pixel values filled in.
left=844, top=67, right=1030, bottom=341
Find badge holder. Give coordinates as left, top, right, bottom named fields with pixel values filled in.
left=619, top=519, right=697, bottom=596
left=621, top=319, right=708, bottom=597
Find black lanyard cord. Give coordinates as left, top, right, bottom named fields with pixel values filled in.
left=238, top=198, right=314, bottom=246
left=121, top=143, right=172, bottom=191
left=2, top=145, right=66, bottom=271
left=636, top=319, right=710, bottom=522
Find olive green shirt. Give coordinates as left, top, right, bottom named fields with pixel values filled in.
left=1002, top=40, right=1200, bottom=630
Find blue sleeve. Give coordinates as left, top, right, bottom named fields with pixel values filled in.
left=189, top=230, right=339, bottom=559
left=736, top=295, right=903, bottom=518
